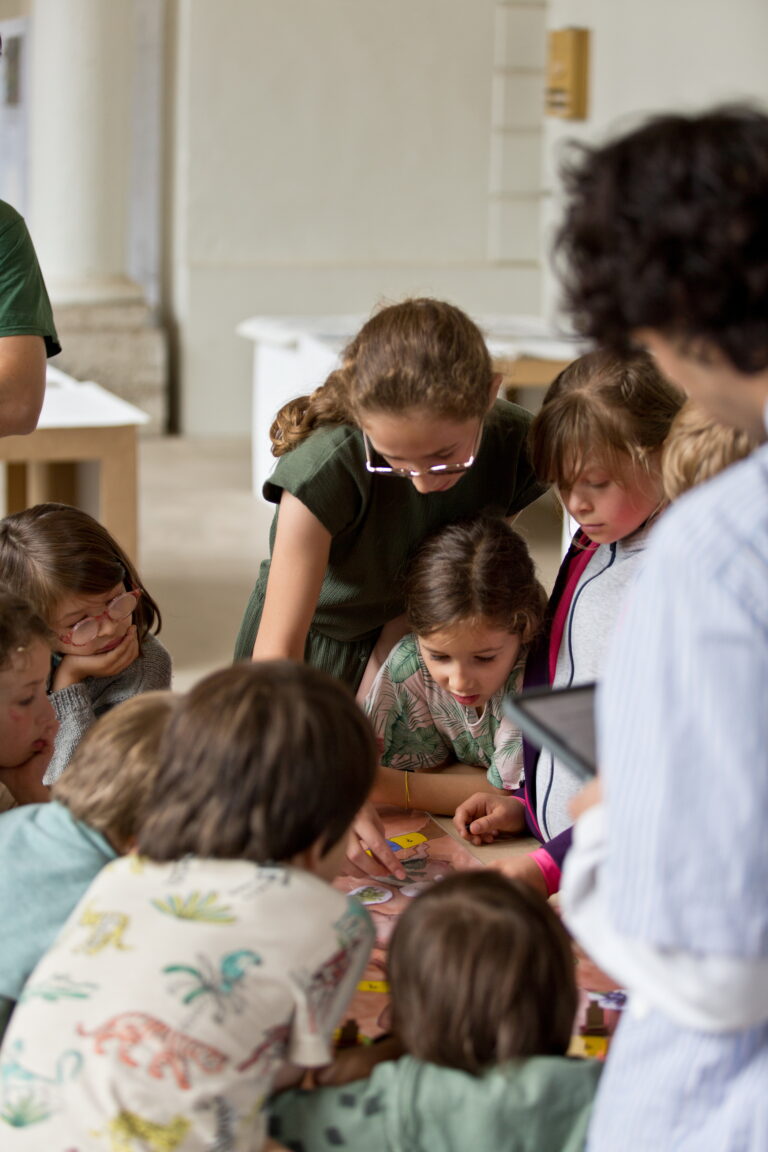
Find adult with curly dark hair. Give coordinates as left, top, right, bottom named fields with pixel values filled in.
left=557, top=104, right=768, bottom=438
left=557, top=106, right=768, bottom=1152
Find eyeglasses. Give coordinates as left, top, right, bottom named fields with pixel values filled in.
left=362, top=424, right=483, bottom=478
left=58, top=589, right=141, bottom=647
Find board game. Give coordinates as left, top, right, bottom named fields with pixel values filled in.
left=332, top=806, right=481, bottom=1039
left=333, top=805, right=625, bottom=1056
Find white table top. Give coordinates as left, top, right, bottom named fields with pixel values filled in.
left=38, top=367, right=149, bottom=429
left=237, top=312, right=586, bottom=364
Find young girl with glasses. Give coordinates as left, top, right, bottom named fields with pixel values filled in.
left=365, top=516, right=547, bottom=815
left=234, top=298, right=543, bottom=876
left=0, top=502, right=171, bottom=788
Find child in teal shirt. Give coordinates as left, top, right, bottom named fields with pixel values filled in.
left=0, top=691, right=175, bottom=1038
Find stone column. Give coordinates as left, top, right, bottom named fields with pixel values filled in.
left=27, top=0, right=139, bottom=303
left=24, top=0, right=168, bottom=431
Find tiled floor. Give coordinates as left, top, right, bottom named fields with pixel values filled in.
left=139, top=436, right=563, bottom=691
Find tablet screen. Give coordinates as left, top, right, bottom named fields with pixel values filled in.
left=503, top=682, right=597, bottom=781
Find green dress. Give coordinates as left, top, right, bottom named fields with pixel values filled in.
left=234, top=399, right=544, bottom=689
left=269, top=1054, right=602, bottom=1152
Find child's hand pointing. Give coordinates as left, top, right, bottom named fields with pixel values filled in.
left=346, top=801, right=407, bottom=881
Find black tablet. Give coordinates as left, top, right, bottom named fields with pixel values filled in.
left=503, top=682, right=597, bottom=781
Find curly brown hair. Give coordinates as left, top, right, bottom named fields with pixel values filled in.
left=556, top=105, right=768, bottom=372
left=270, top=298, right=494, bottom=456
left=388, top=871, right=577, bottom=1073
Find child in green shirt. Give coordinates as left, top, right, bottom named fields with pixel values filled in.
left=236, top=298, right=544, bottom=878
left=270, top=871, right=601, bottom=1152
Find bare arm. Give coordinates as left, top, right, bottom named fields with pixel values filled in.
left=0, top=335, right=47, bottom=436
left=252, top=492, right=332, bottom=663
left=371, top=763, right=503, bottom=816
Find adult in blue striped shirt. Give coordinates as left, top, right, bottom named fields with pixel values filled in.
left=559, top=107, right=768, bottom=1150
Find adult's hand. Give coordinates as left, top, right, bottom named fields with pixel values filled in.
left=569, top=777, right=603, bottom=822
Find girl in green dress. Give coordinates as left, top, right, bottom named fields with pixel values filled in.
left=235, top=298, right=545, bottom=874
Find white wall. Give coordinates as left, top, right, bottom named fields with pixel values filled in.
left=542, top=0, right=768, bottom=322
left=171, top=0, right=768, bottom=433
left=0, top=0, right=25, bottom=18
left=172, top=0, right=545, bottom=435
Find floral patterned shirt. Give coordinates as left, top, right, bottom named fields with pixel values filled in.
left=365, top=633, right=526, bottom=790
left=0, top=856, right=373, bottom=1151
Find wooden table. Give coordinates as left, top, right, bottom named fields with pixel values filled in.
left=497, top=353, right=573, bottom=403
left=0, top=368, right=149, bottom=561
left=433, top=813, right=540, bottom=865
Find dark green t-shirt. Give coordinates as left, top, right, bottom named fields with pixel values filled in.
left=234, top=400, right=545, bottom=684
left=0, top=199, right=60, bottom=356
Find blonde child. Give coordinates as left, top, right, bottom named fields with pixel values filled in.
left=0, top=662, right=376, bottom=1150
left=661, top=398, right=756, bottom=501
left=0, top=589, right=57, bottom=808
left=270, top=872, right=601, bottom=1152
left=0, top=691, right=175, bottom=1041
left=0, top=502, right=171, bottom=785
left=366, top=516, right=547, bottom=814
left=235, top=298, right=544, bottom=875
left=456, top=349, right=683, bottom=895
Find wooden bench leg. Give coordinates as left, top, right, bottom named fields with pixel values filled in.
left=4, top=461, right=79, bottom=512
left=98, top=428, right=139, bottom=562
left=5, top=462, right=28, bottom=512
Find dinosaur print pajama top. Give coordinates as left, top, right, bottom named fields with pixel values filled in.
left=0, top=856, right=373, bottom=1150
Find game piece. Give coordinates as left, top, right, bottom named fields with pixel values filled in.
left=350, top=884, right=393, bottom=905
left=580, top=1001, right=608, bottom=1036
left=386, top=832, right=427, bottom=850
left=400, top=883, right=431, bottom=898
left=357, top=979, right=390, bottom=994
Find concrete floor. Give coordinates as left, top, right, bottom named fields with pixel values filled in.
left=139, top=436, right=563, bottom=691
